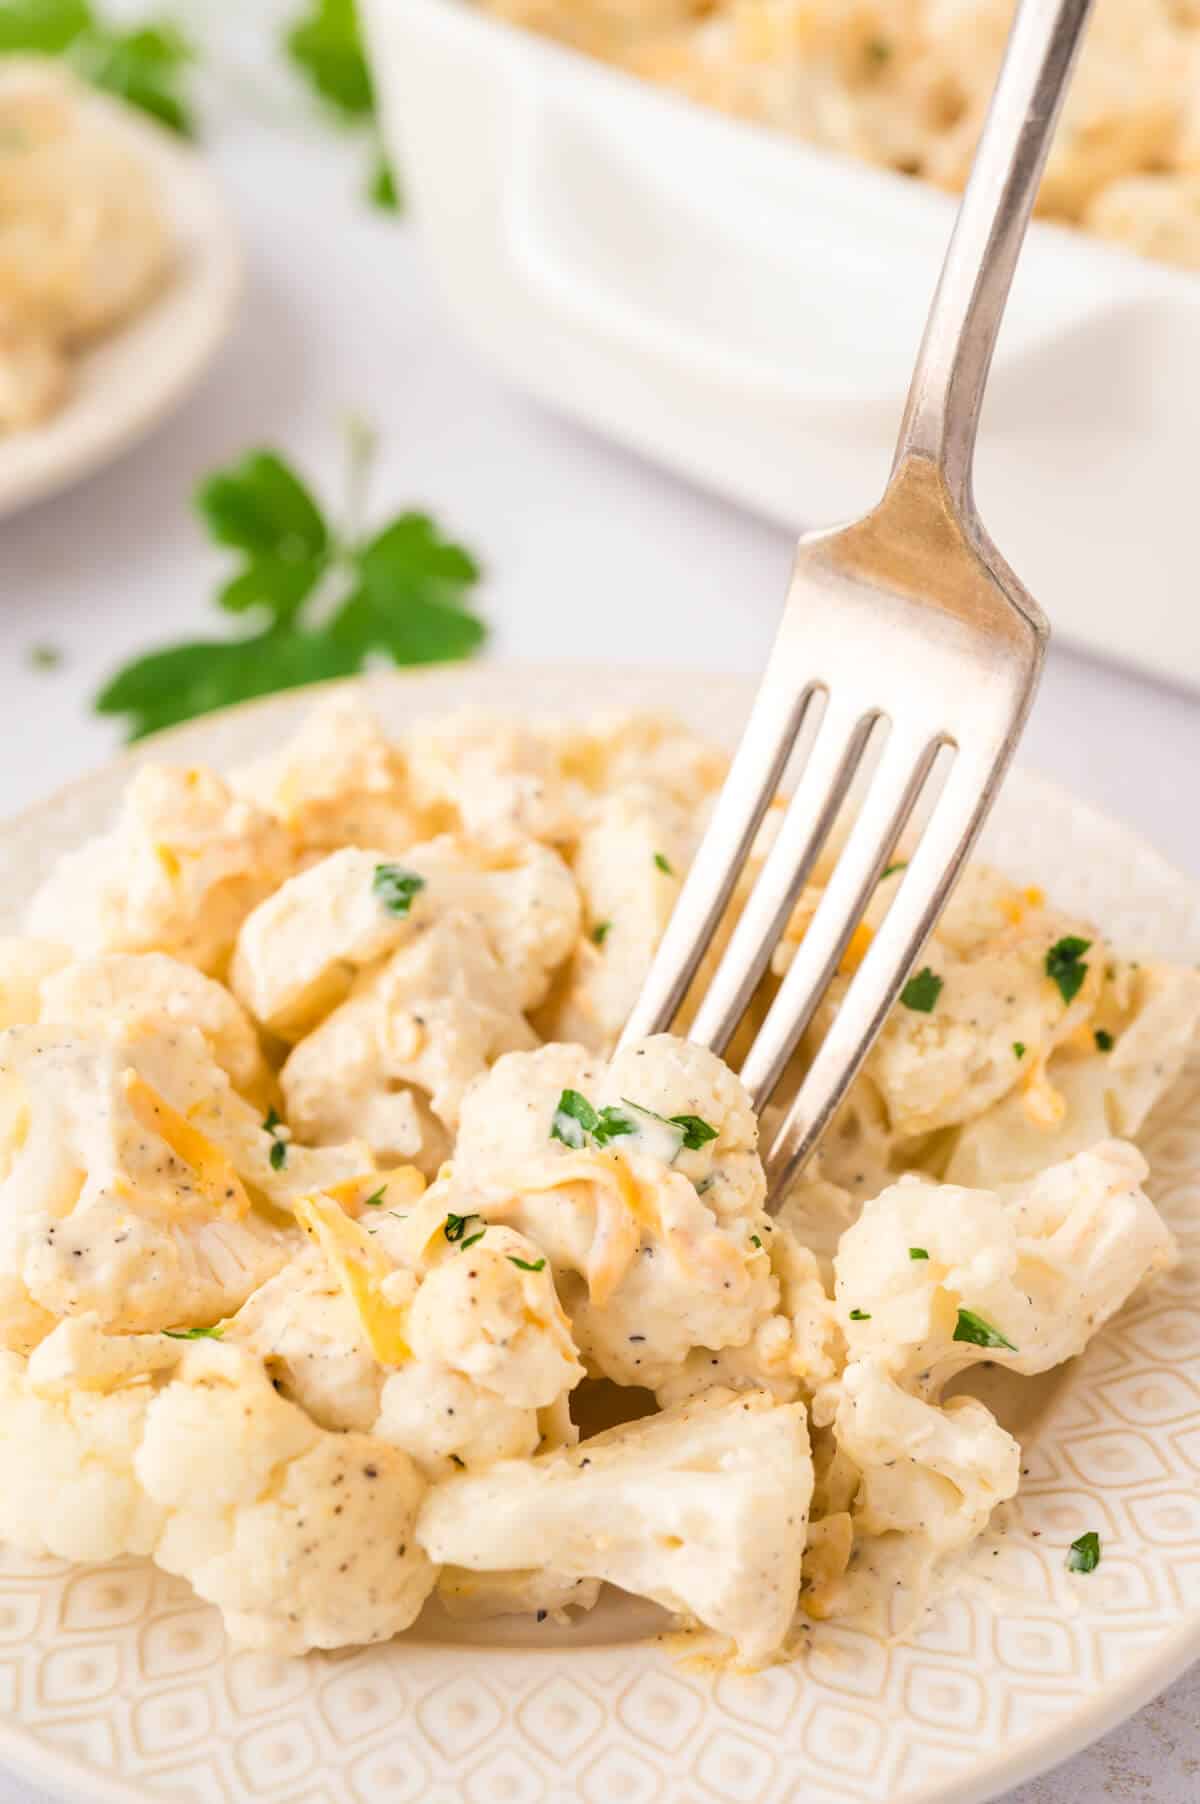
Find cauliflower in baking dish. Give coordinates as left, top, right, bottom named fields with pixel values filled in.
left=1, top=697, right=1192, bottom=1666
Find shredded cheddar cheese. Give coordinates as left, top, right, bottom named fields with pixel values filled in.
left=121, top=1071, right=250, bottom=1219
left=295, top=1192, right=412, bottom=1365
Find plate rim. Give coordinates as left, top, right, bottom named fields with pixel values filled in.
left=0, top=661, right=1196, bottom=1804
left=0, top=86, right=242, bottom=519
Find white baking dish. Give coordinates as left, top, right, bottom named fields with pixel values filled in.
left=362, top=0, right=1200, bottom=692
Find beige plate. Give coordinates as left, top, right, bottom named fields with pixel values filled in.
left=0, top=665, right=1196, bottom=1804
left=0, top=89, right=241, bottom=519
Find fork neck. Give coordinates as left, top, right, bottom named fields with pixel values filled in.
left=890, top=0, right=1094, bottom=515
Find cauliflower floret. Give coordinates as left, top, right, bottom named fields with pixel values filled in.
left=27, top=764, right=291, bottom=976
left=232, top=695, right=424, bottom=859
left=0, top=1024, right=374, bottom=1346
left=232, top=836, right=579, bottom=1042
left=418, top=1389, right=813, bottom=1665
left=231, top=1190, right=584, bottom=1482
left=832, top=1141, right=1176, bottom=1393
left=402, top=709, right=580, bottom=846
left=656, top=1219, right=842, bottom=1407
left=0, top=1324, right=437, bottom=1654
left=33, top=951, right=273, bottom=1106
left=437, top=1566, right=601, bottom=1622
left=827, top=873, right=1106, bottom=1143
left=538, top=789, right=700, bottom=1051
left=448, top=1037, right=778, bottom=1387
left=833, top=1363, right=1021, bottom=1550
left=946, top=960, right=1200, bottom=1186
left=140, top=1350, right=434, bottom=1654
left=280, top=914, right=538, bottom=1172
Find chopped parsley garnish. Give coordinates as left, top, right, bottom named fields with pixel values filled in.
left=1013, top=1041, right=1026, bottom=1059
left=373, top=863, right=425, bottom=916
left=1045, top=935, right=1092, bottom=1005
left=443, top=1211, right=484, bottom=1245
left=653, top=852, right=673, bottom=875
left=1094, top=1028, right=1114, bottom=1052
left=262, top=1107, right=288, bottom=1170
left=591, top=920, right=612, bottom=946
left=849, top=1308, right=871, bottom=1321
left=953, top=1307, right=1017, bottom=1351
left=881, top=860, right=907, bottom=879
left=668, top=1112, right=719, bottom=1151
left=750, top=1234, right=763, bottom=1249
left=909, top=1247, right=929, bottom=1261
left=361, top=1187, right=387, bottom=1207
left=550, top=1089, right=717, bottom=1157
left=1066, top=1531, right=1101, bottom=1574
left=508, top=1255, right=546, bottom=1273
left=95, top=432, right=484, bottom=740
left=460, top=1230, right=485, bottom=1251
left=163, top=1325, right=224, bottom=1340
left=900, top=967, right=943, bottom=1013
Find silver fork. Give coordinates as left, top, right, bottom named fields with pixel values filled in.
left=619, top=0, right=1095, bottom=1209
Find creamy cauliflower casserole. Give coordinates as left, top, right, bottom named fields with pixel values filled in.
left=0, top=58, right=172, bottom=430
left=0, top=694, right=1195, bottom=1663
left=479, top=0, right=1200, bottom=272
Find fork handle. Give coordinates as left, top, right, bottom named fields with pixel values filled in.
left=892, top=0, right=1094, bottom=509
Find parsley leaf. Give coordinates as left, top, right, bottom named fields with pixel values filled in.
left=1045, top=935, right=1092, bottom=1006
left=508, top=1255, right=546, bottom=1273
left=953, top=1307, right=1017, bottom=1351
left=95, top=435, right=485, bottom=740
left=750, top=1234, right=762, bottom=1249
left=460, top=1230, right=486, bottom=1251
left=900, top=967, right=943, bottom=1013
left=284, top=0, right=401, bottom=212
left=670, top=1113, right=719, bottom=1151
left=653, top=852, right=673, bottom=875
left=849, top=1308, right=871, bottom=1321
left=881, top=860, right=907, bottom=879
left=162, top=1324, right=223, bottom=1340
left=1013, top=1041, right=1026, bottom=1059
left=362, top=1187, right=386, bottom=1207
left=372, top=863, right=425, bottom=917
left=1066, top=1531, right=1101, bottom=1574
left=262, top=1107, right=288, bottom=1171
left=0, top=2, right=196, bottom=134
left=443, top=1212, right=483, bottom=1245
left=909, top=1247, right=929, bottom=1260
left=591, top=920, right=612, bottom=947
left=1094, top=1028, right=1114, bottom=1052
left=550, top=1089, right=600, bottom=1149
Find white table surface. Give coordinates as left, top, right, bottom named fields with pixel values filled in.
left=1, top=54, right=1197, bottom=1804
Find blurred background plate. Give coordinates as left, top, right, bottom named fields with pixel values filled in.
left=0, top=89, right=241, bottom=520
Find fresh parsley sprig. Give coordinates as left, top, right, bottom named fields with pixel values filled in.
left=284, top=0, right=400, bottom=211
left=0, top=1, right=195, bottom=134
left=1045, top=935, right=1091, bottom=1006
left=953, top=1307, right=1017, bottom=1352
left=95, top=430, right=486, bottom=740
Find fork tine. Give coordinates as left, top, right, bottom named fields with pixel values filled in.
left=617, top=679, right=816, bottom=1046
left=739, top=726, right=948, bottom=1110
left=762, top=743, right=1007, bottom=1207
left=688, top=701, right=882, bottom=1055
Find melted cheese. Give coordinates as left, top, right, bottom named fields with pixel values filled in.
left=295, top=1192, right=412, bottom=1365
left=121, top=1071, right=250, bottom=1219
